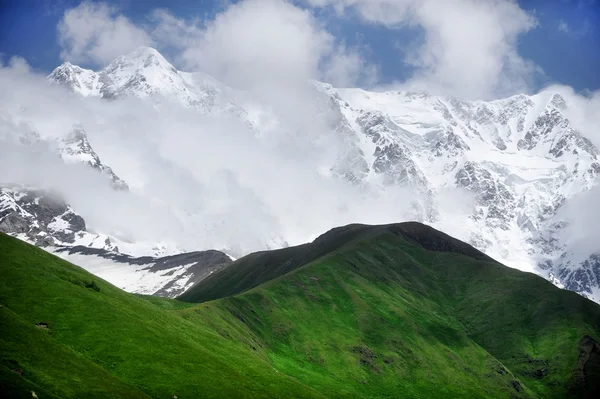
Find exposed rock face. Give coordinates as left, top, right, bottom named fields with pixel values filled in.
left=554, top=255, right=600, bottom=300
left=0, top=186, right=87, bottom=247
left=357, top=111, right=429, bottom=190
left=57, top=126, right=128, bottom=190
left=567, top=335, right=600, bottom=399
left=455, top=161, right=515, bottom=231
left=430, top=128, right=470, bottom=158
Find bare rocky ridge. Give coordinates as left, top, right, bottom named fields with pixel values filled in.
left=57, top=125, right=128, bottom=190
left=0, top=185, right=91, bottom=248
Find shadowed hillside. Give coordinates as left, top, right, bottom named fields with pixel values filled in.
left=178, top=222, right=494, bottom=303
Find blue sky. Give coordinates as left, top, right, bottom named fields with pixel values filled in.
left=1, top=0, right=598, bottom=95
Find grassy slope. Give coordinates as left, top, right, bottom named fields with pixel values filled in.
left=182, top=223, right=600, bottom=399
left=0, top=233, right=324, bottom=399
left=178, top=223, right=492, bottom=303
left=2, top=223, right=600, bottom=398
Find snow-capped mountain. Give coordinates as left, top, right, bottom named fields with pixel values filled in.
left=0, top=185, right=232, bottom=297
left=5, top=120, right=128, bottom=190
left=48, top=47, right=196, bottom=102
left=0, top=184, right=160, bottom=254
left=317, top=85, right=600, bottom=301
left=48, top=46, right=245, bottom=116
left=5, top=46, right=598, bottom=302
left=55, top=245, right=232, bottom=298
left=1, top=185, right=90, bottom=248
left=51, top=125, right=129, bottom=190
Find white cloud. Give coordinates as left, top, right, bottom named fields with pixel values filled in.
left=8, top=0, right=597, bottom=262
left=321, top=44, right=379, bottom=87
left=57, top=1, right=153, bottom=66
left=7, top=56, right=31, bottom=74
left=180, top=0, right=332, bottom=89
left=542, top=84, right=600, bottom=147
left=56, top=0, right=541, bottom=99
left=558, top=20, right=570, bottom=33
left=145, top=0, right=379, bottom=147
left=150, top=0, right=376, bottom=90
left=557, top=182, right=600, bottom=263
left=1, top=56, right=462, bottom=256
left=149, top=9, right=203, bottom=52
left=305, top=0, right=539, bottom=99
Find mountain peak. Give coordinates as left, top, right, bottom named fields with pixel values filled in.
left=46, top=47, right=221, bottom=110
left=127, top=46, right=163, bottom=58
left=100, top=46, right=181, bottom=97
left=105, top=46, right=174, bottom=72
left=47, top=62, right=99, bottom=96
left=126, top=46, right=165, bottom=64
left=49, top=61, right=94, bottom=76
left=549, top=93, right=567, bottom=110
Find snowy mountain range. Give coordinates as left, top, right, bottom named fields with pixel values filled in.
left=0, top=185, right=232, bottom=297
left=2, top=46, right=599, bottom=302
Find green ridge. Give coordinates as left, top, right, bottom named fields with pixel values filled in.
left=1, top=223, right=600, bottom=398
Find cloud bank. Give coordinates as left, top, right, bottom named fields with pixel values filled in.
left=58, top=1, right=154, bottom=66
left=56, top=0, right=377, bottom=89
left=1, top=56, right=469, bottom=256
left=55, top=0, right=544, bottom=99
left=305, top=0, right=539, bottom=99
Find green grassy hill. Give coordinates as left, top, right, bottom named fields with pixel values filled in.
left=1, top=223, right=600, bottom=398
